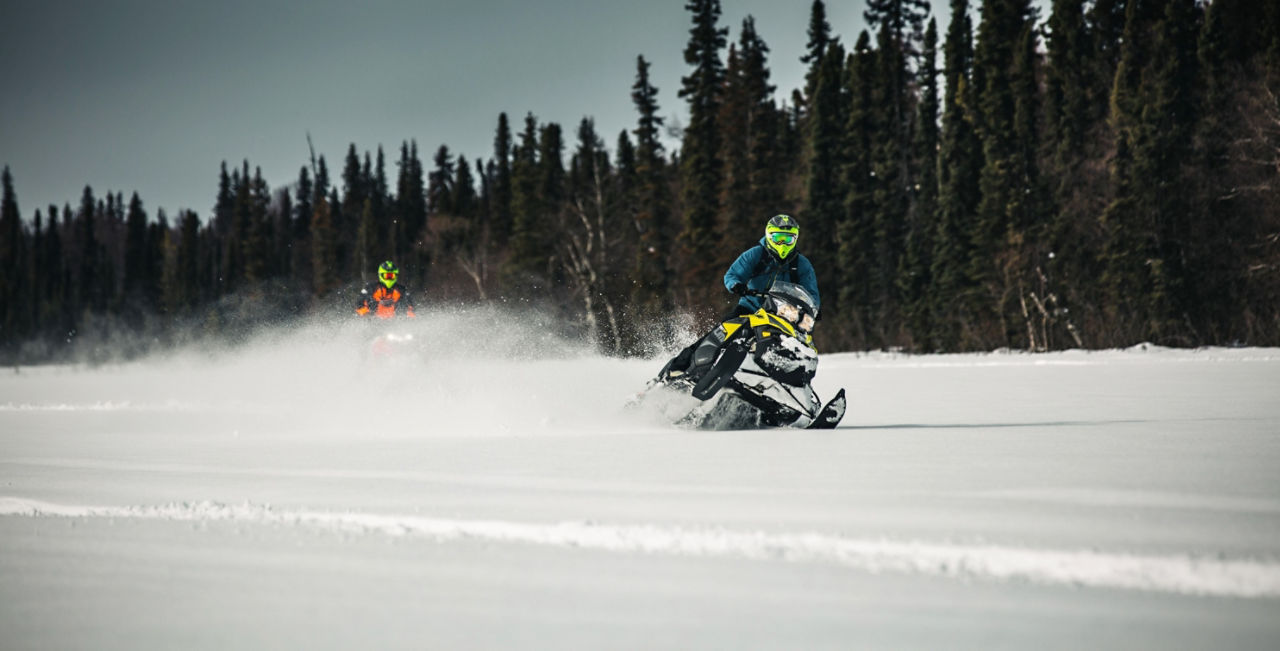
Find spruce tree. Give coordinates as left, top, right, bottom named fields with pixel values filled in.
left=341, top=144, right=365, bottom=229
left=1101, top=0, right=1201, bottom=344
left=394, top=142, right=426, bottom=269
left=678, top=0, right=728, bottom=294
left=900, top=18, right=939, bottom=349
left=454, top=157, right=477, bottom=221
left=720, top=16, right=780, bottom=263
left=720, top=41, right=750, bottom=264
left=43, top=205, right=67, bottom=333
left=630, top=55, right=672, bottom=315
left=355, top=198, right=377, bottom=281
left=564, top=117, right=622, bottom=352
left=1043, top=0, right=1094, bottom=280
left=838, top=33, right=879, bottom=348
left=291, top=167, right=314, bottom=293
left=1, top=167, right=24, bottom=345
left=804, top=43, right=848, bottom=321
left=311, top=156, right=340, bottom=298
left=243, top=167, right=272, bottom=285
left=490, top=114, right=514, bottom=245
left=931, top=0, right=983, bottom=350
left=969, top=0, right=1038, bottom=347
left=537, top=122, right=567, bottom=230
left=427, top=145, right=456, bottom=216
left=123, top=192, right=148, bottom=299
left=801, top=0, right=837, bottom=100
left=506, top=113, right=544, bottom=288
left=864, top=0, right=932, bottom=347
left=76, top=186, right=106, bottom=313
left=177, top=210, right=201, bottom=311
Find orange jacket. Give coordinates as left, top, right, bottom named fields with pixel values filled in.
left=355, top=283, right=416, bottom=319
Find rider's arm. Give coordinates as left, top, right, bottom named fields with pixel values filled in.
left=355, top=286, right=372, bottom=316
left=400, top=289, right=416, bottom=318
left=724, top=247, right=762, bottom=293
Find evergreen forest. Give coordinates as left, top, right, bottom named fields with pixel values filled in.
left=3, top=0, right=1279, bottom=363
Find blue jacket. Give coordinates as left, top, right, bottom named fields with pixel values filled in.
left=724, top=237, right=821, bottom=313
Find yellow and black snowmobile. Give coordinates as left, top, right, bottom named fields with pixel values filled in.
left=642, top=281, right=846, bottom=430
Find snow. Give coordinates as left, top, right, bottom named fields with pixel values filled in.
left=2, top=314, right=1279, bottom=649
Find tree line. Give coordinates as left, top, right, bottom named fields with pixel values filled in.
left=2, top=0, right=1278, bottom=363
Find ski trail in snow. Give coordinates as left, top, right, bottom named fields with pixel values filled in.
left=3, top=497, right=1278, bottom=599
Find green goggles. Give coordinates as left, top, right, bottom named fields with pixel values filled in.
left=769, top=232, right=796, bottom=245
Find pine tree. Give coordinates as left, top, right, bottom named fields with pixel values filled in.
left=427, top=145, right=455, bottom=216
left=969, top=0, right=1039, bottom=347
left=177, top=210, right=201, bottom=311
left=452, top=156, right=479, bottom=262
left=631, top=55, right=671, bottom=313
left=356, top=198, right=377, bottom=281
left=212, top=162, right=233, bottom=295
left=39, top=205, right=66, bottom=331
left=537, top=122, right=567, bottom=229
left=900, top=18, right=940, bottom=349
left=801, top=0, right=837, bottom=99
left=1035, top=0, right=1100, bottom=349
left=42, top=205, right=67, bottom=333
left=931, top=0, right=983, bottom=350
left=454, top=157, right=477, bottom=221
left=395, top=142, right=425, bottom=262
left=864, top=0, right=932, bottom=53
left=678, top=0, right=728, bottom=294
left=507, top=113, right=545, bottom=288
left=863, top=0, right=932, bottom=347
left=490, top=114, right=515, bottom=245
left=838, top=32, right=878, bottom=347
left=291, top=167, right=314, bottom=293
left=457, top=154, right=491, bottom=300
left=1, top=167, right=25, bottom=345
left=341, top=144, right=365, bottom=225
left=76, top=186, right=106, bottom=313
left=804, top=42, right=848, bottom=321
left=563, top=117, right=623, bottom=352
left=1101, top=0, right=1201, bottom=344
left=243, top=166, right=272, bottom=285
left=1045, top=0, right=1090, bottom=168
left=311, top=157, right=340, bottom=298
left=720, top=16, right=780, bottom=265
left=720, top=41, right=750, bottom=260
left=123, top=192, right=148, bottom=299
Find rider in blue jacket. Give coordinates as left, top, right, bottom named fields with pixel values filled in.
left=658, top=215, right=821, bottom=381
left=724, top=214, right=820, bottom=317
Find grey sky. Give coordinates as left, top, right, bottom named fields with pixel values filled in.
left=2, top=1, right=963, bottom=221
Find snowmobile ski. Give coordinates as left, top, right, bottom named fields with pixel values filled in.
left=806, top=389, right=846, bottom=429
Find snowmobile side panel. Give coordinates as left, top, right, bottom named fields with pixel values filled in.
left=691, top=341, right=749, bottom=401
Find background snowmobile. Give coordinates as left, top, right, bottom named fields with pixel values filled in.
left=642, top=281, right=846, bottom=430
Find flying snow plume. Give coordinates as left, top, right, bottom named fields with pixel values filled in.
left=7, top=305, right=669, bottom=438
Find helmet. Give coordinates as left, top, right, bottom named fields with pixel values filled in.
left=764, top=214, right=799, bottom=261
left=377, top=260, right=399, bottom=289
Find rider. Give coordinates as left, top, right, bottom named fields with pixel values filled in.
left=724, top=214, right=820, bottom=317
left=659, top=214, right=820, bottom=380
left=355, top=260, right=417, bottom=319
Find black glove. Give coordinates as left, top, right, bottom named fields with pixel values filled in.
left=731, top=283, right=747, bottom=297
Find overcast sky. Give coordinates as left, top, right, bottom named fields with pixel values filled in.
left=2, top=0, right=965, bottom=221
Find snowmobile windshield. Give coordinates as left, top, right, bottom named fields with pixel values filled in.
left=766, top=281, right=818, bottom=332
left=767, top=281, right=817, bottom=316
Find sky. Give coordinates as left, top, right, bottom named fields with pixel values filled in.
left=1, top=0, right=963, bottom=221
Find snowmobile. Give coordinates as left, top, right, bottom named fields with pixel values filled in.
left=639, top=281, right=846, bottom=430
left=368, top=331, right=418, bottom=361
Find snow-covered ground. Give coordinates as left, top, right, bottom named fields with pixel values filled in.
left=3, top=313, right=1279, bottom=650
